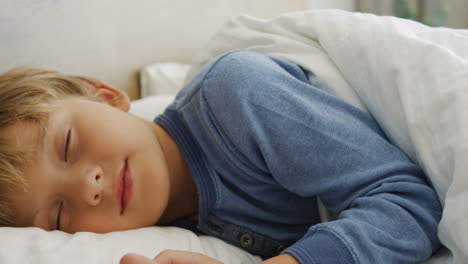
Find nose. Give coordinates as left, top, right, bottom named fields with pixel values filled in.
left=82, top=166, right=104, bottom=206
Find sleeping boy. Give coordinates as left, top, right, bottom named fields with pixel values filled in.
left=0, top=50, right=441, bottom=264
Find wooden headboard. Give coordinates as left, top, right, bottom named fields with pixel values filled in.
left=0, top=0, right=307, bottom=100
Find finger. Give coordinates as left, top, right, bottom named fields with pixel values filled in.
left=120, top=253, right=155, bottom=264
left=154, top=250, right=222, bottom=264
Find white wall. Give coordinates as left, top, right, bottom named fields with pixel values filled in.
left=0, top=0, right=308, bottom=99
left=308, top=0, right=355, bottom=11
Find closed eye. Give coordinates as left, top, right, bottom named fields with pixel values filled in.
left=56, top=200, right=63, bottom=230
left=64, top=129, right=71, bottom=162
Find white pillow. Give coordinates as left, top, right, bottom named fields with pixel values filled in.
left=0, top=226, right=260, bottom=264
left=139, top=63, right=190, bottom=97
left=0, top=96, right=261, bottom=264
left=129, top=95, right=175, bottom=121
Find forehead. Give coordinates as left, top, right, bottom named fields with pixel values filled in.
left=0, top=121, right=46, bottom=227
left=2, top=99, right=82, bottom=227
left=1, top=119, right=49, bottom=192
left=2, top=120, right=45, bottom=156
left=2, top=97, right=69, bottom=154
left=2, top=97, right=95, bottom=154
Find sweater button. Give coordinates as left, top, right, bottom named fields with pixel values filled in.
left=276, top=244, right=286, bottom=255
left=239, top=233, right=254, bottom=248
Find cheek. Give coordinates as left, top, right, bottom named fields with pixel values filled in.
left=77, top=118, right=136, bottom=154
left=69, top=213, right=122, bottom=234
left=129, top=149, right=171, bottom=226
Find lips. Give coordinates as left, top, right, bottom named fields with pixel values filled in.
left=116, top=159, right=133, bottom=215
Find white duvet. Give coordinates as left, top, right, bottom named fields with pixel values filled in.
left=186, top=9, right=468, bottom=264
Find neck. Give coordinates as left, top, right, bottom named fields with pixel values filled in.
left=151, top=122, right=199, bottom=225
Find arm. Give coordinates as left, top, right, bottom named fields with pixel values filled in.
left=262, top=254, right=299, bottom=264
left=194, top=50, right=441, bottom=263
left=120, top=251, right=222, bottom=264
left=120, top=251, right=299, bottom=264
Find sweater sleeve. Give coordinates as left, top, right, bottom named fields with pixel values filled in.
left=185, top=50, right=442, bottom=263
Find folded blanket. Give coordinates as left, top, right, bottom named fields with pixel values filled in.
left=186, top=10, right=468, bottom=263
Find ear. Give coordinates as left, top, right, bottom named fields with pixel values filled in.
left=92, top=82, right=130, bottom=112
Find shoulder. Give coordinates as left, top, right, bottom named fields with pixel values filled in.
left=175, top=49, right=309, bottom=119
left=199, top=49, right=279, bottom=98
left=206, top=49, right=277, bottom=77
left=175, top=49, right=279, bottom=112
left=205, top=50, right=269, bottom=101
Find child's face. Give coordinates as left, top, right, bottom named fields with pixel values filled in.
left=8, top=96, right=171, bottom=233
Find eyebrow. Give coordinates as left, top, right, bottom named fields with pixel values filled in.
left=18, top=120, right=48, bottom=160
left=32, top=113, right=61, bottom=162
left=37, top=122, right=49, bottom=152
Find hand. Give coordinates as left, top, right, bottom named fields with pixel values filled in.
left=262, top=254, right=300, bottom=264
left=120, top=253, right=154, bottom=264
left=120, top=250, right=223, bottom=264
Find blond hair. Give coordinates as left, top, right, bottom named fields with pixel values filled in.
left=0, top=67, right=100, bottom=226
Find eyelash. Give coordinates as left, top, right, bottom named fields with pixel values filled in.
left=56, top=129, right=71, bottom=230
left=64, top=129, right=71, bottom=162
left=56, top=200, right=63, bottom=230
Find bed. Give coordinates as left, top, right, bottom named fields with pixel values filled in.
left=1, top=1, right=468, bottom=264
